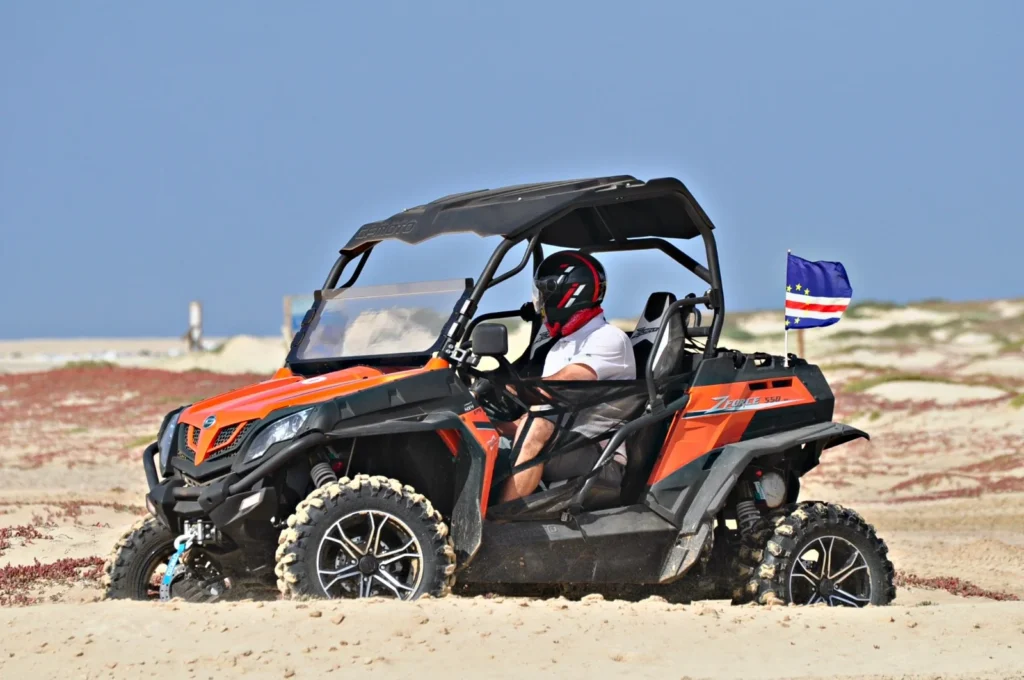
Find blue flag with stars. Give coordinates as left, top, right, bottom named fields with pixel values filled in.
left=785, top=253, right=853, bottom=329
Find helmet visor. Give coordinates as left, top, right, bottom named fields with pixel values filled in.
left=531, top=275, right=561, bottom=314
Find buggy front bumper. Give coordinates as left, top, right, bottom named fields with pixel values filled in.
left=142, top=433, right=327, bottom=540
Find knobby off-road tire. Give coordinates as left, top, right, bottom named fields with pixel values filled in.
left=735, top=501, right=896, bottom=607
left=103, top=516, right=214, bottom=601
left=275, top=475, right=456, bottom=600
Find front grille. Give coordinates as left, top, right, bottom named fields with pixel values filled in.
left=177, top=424, right=195, bottom=462
left=214, top=424, right=239, bottom=447
left=207, top=421, right=254, bottom=461
left=175, top=420, right=255, bottom=464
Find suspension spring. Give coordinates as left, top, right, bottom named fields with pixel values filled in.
left=311, top=461, right=338, bottom=489
left=735, top=499, right=761, bottom=536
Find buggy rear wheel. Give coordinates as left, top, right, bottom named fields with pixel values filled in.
left=738, top=501, right=896, bottom=607
left=275, top=475, right=456, bottom=600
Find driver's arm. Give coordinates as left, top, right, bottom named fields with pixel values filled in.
left=529, top=361, right=597, bottom=401
left=544, top=362, right=597, bottom=381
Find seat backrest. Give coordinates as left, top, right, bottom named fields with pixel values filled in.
left=621, top=292, right=689, bottom=504
left=629, top=292, right=685, bottom=381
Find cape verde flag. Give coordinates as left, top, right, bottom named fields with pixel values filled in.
left=785, top=253, right=852, bottom=329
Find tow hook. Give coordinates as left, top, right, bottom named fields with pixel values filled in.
left=159, top=521, right=216, bottom=603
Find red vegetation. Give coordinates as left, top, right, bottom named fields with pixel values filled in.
left=0, top=366, right=262, bottom=469
left=0, top=500, right=145, bottom=527
left=887, top=477, right=1024, bottom=503
left=0, top=556, right=105, bottom=606
left=0, top=525, right=52, bottom=556
left=896, top=571, right=1020, bottom=601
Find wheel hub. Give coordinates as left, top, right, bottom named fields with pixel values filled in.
left=316, top=509, right=424, bottom=600
left=788, top=534, right=873, bottom=607
left=357, top=554, right=379, bottom=575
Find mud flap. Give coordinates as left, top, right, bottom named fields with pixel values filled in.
left=657, top=520, right=713, bottom=583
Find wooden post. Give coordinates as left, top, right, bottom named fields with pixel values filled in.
left=187, top=301, right=203, bottom=352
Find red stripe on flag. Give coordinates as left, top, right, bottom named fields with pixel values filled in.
left=785, top=301, right=849, bottom=313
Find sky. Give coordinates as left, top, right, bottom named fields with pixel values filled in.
left=2, top=2, right=1022, bottom=339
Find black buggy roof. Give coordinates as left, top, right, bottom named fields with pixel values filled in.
left=340, top=175, right=716, bottom=253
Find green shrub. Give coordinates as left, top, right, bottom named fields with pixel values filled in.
left=62, top=360, right=116, bottom=369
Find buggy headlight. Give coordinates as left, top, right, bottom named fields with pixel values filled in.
left=157, top=410, right=181, bottom=476
left=243, top=408, right=313, bottom=463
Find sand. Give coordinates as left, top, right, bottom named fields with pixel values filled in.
left=155, top=335, right=288, bottom=374
left=959, top=355, right=1024, bottom=380
left=2, top=598, right=1023, bottom=680
left=830, top=348, right=949, bottom=371
left=864, top=380, right=1008, bottom=404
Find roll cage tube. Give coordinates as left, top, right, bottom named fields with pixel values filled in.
left=581, top=238, right=712, bottom=284
left=323, top=243, right=374, bottom=290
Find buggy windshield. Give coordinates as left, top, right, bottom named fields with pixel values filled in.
left=293, top=279, right=470, bottom=361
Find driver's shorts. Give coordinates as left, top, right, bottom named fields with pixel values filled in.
left=540, top=442, right=624, bottom=487
left=497, top=435, right=624, bottom=488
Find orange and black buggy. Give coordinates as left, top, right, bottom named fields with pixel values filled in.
left=105, top=176, right=895, bottom=607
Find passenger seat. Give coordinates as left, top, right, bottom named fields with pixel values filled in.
left=629, top=292, right=682, bottom=375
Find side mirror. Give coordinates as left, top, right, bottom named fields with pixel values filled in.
left=471, top=323, right=509, bottom=358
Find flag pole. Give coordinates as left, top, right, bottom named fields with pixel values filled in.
left=784, top=249, right=790, bottom=367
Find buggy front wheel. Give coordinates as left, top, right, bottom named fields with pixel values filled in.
left=103, top=517, right=224, bottom=602
left=275, top=475, right=456, bottom=600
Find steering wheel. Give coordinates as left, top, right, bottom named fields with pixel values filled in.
left=461, top=303, right=540, bottom=422
left=466, top=354, right=529, bottom=422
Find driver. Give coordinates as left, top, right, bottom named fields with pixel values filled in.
left=496, top=250, right=636, bottom=503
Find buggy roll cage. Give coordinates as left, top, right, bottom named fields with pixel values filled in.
left=311, top=176, right=729, bottom=513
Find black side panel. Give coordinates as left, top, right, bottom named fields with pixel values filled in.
left=450, top=432, right=487, bottom=565
left=658, top=422, right=868, bottom=535
left=645, top=450, right=718, bottom=525
left=741, top=402, right=834, bottom=442
left=460, top=506, right=677, bottom=585
left=692, top=353, right=833, bottom=400
left=327, top=369, right=472, bottom=428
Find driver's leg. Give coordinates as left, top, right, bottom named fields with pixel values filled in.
left=497, top=415, right=555, bottom=503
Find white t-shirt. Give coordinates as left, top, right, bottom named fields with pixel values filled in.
left=540, top=314, right=636, bottom=466
left=542, top=314, right=636, bottom=380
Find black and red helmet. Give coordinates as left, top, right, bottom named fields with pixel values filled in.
left=531, top=250, right=607, bottom=330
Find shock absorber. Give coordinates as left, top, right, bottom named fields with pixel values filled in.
left=735, top=499, right=761, bottom=536
left=310, top=461, right=338, bottom=489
